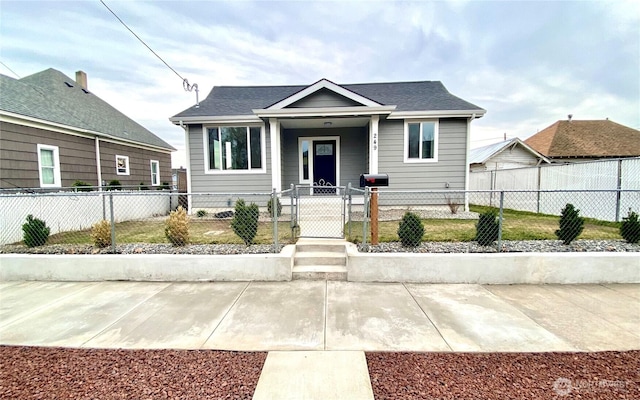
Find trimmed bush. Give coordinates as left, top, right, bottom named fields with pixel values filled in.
left=555, top=203, right=584, bottom=245
left=72, top=180, right=93, bottom=192
left=397, top=212, right=424, bottom=247
left=160, top=182, right=171, bottom=190
left=91, top=220, right=112, bottom=248
left=22, top=214, right=50, bottom=247
left=106, top=180, right=121, bottom=191
left=139, top=182, right=150, bottom=190
left=267, top=197, right=282, bottom=218
left=476, top=210, right=499, bottom=246
left=231, top=199, right=259, bottom=245
left=196, top=209, right=207, bottom=218
left=620, top=210, right=640, bottom=244
left=165, top=206, right=189, bottom=246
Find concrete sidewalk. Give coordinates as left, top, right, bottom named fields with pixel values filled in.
left=1, top=281, right=638, bottom=399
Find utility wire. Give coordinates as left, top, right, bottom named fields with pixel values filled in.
left=99, top=0, right=184, bottom=81
left=0, top=61, right=21, bottom=78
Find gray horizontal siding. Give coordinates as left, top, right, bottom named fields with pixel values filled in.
left=378, top=118, right=469, bottom=190
left=280, top=127, right=367, bottom=189
left=288, top=89, right=361, bottom=108
left=188, top=123, right=271, bottom=195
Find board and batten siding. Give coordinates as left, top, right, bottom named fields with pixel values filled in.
left=0, top=121, right=97, bottom=189
left=188, top=123, right=272, bottom=194
left=378, top=118, right=469, bottom=190
left=288, top=89, right=361, bottom=108
left=280, top=127, right=368, bottom=189
left=99, top=141, right=171, bottom=187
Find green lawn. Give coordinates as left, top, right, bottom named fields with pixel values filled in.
left=46, top=205, right=623, bottom=246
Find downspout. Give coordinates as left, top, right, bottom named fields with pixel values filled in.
left=95, top=137, right=102, bottom=190
left=179, top=120, right=193, bottom=214
left=464, top=113, right=476, bottom=212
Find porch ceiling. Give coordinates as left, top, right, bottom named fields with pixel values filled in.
left=279, top=117, right=370, bottom=129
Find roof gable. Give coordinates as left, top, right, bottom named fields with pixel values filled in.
left=267, top=79, right=381, bottom=109
left=1, top=69, right=174, bottom=151
left=525, top=120, right=640, bottom=158
left=470, top=138, right=550, bottom=165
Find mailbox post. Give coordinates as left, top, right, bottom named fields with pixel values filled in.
left=360, top=174, right=389, bottom=245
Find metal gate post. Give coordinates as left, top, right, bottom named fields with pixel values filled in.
left=497, top=190, right=504, bottom=252
left=347, top=182, right=352, bottom=239
left=272, top=188, right=278, bottom=253
left=109, top=192, right=116, bottom=253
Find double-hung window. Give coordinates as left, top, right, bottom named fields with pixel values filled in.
left=37, top=144, right=61, bottom=187
left=206, top=126, right=264, bottom=172
left=405, top=120, right=439, bottom=162
left=150, top=160, right=160, bottom=186
left=116, top=155, right=130, bottom=175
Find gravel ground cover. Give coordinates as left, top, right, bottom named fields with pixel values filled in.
left=367, top=351, right=640, bottom=400
left=0, top=346, right=266, bottom=399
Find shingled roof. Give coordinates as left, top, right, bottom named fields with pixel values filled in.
left=524, top=120, right=640, bottom=159
left=172, top=80, right=485, bottom=118
left=0, top=69, right=174, bottom=151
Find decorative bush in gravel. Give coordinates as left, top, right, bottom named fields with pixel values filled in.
left=91, top=220, right=111, bottom=248
left=476, top=210, right=499, bottom=246
left=22, top=214, right=50, bottom=247
left=556, top=203, right=584, bottom=245
left=267, top=197, right=282, bottom=218
left=397, top=212, right=425, bottom=247
left=620, top=210, right=640, bottom=244
left=231, top=199, right=259, bottom=245
left=165, top=206, right=189, bottom=246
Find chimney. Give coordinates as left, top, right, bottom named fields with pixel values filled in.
left=75, top=70, right=87, bottom=90
left=567, top=114, right=573, bottom=122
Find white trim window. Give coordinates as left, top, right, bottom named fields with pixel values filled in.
left=204, top=125, right=266, bottom=173
left=150, top=160, right=160, bottom=186
left=404, top=120, right=439, bottom=163
left=116, top=155, right=130, bottom=175
left=37, top=144, right=61, bottom=187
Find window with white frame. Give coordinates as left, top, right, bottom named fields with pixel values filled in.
left=405, top=120, right=439, bottom=162
left=37, top=144, right=61, bottom=187
left=206, top=126, right=264, bottom=172
left=150, top=160, right=160, bottom=186
left=116, top=155, right=129, bottom=175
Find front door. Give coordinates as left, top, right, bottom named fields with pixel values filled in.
left=313, top=140, right=336, bottom=194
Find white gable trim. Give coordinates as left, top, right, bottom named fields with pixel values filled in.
left=388, top=110, right=486, bottom=119
left=267, top=79, right=382, bottom=109
left=253, top=105, right=395, bottom=118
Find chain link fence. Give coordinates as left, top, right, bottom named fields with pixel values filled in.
left=2, top=188, right=639, bottom=253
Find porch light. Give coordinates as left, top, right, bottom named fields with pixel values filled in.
left=324, top=121, right=332, bottom=127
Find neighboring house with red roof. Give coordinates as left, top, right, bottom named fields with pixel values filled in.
left=469, top=137, right=549, bottom=172
left=524, top=118, right=640, bottom=163
left=0, top=68, right=175, bottom=190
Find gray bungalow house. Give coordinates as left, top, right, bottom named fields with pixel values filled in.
left=0, top=68, right=175, bottom=190
left=171, top=78, right=485, bottom=199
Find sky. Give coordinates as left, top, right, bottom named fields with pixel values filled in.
left=1, top=0, right=638, bottom=168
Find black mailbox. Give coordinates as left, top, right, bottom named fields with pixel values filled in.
left=360, top=173, right=389, bottom=187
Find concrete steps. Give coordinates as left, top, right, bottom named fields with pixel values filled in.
left=293, top=239, right=348, bottom=281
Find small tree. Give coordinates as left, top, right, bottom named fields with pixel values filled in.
left=165, top=206, right=189, bottom=246
left=397, top=212, right=424, bottom=247
left=620, top=210, right=640, bottom=244
left=22, top=214, right=50, bottom=247
left=91, top=220, right=111, bottom=248
left=555, top=203, right=584, bottom=245
left=231, top=199, right=259, bottom=245
left=476, top=210, right=499, bottom=246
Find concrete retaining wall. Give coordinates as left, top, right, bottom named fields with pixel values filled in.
left=0, top=246, right=294, bottom=282
left=347, top=247, right=640, bottom=284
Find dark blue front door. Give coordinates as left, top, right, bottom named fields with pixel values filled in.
left=313, top=140, right=336, bottom=194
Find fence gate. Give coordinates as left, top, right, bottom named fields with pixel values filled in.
left=295, top=185, right=346, bottom=238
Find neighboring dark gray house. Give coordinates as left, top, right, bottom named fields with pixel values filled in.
left=171, top=78, right=485, bottom=196
left=0, top=68, right=175, bottom=190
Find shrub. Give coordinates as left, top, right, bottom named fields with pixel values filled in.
left=160, top=182, right=171, bottom=190
left=476, top=210, right=499, bottom=246
left=267, top=197, right=282, bottom=218
left=22, top=214, right=50, bottom=247
left=91, top=220, right=111, bottom=248
left=397, top=212, right=424, bottom=247
left=196, top=209, right=207, bottom=218
left=164, top=206, right=189, bottom=246
left=555, top=203, right=584, bottom=245
left=106, top=180, right=121, bottom=191
left=139, top=182, right=149, bottom=190
left=72, top=180, right=93, bottom=192
left=231, top=199, right=259, bottom=245
left=620, top=210, right=640, bottom=244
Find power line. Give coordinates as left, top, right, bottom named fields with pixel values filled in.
left=99, top=0, right=199, bottom=105
left=0, top=61, right=20, bottom=78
